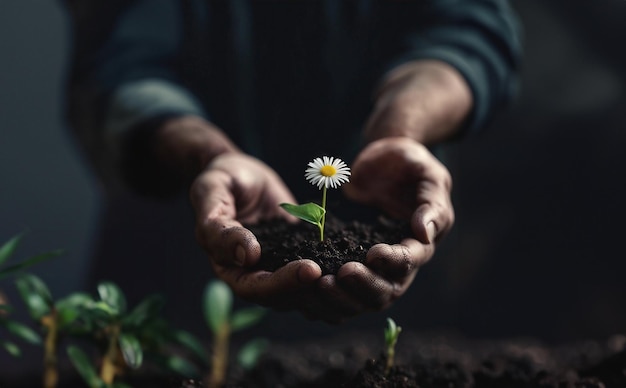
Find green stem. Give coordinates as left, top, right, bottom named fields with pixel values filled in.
left=320, top=186, right=327, bottom=241
left=384, top=344, right=395, bottom=376
left=100, top=324, right=120, bottom=385
left=206, top=323, right=231, bottom=388
left=42, top=312, right=58, bottom=388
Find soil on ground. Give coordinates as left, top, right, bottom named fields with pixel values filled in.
left=221, top=331, right=626, bottom=388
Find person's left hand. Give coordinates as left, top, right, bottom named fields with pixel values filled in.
left=298, top=136, right=454, bottom=323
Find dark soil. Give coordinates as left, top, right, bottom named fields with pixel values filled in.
left=250, top=216, right=410, bottom=275
left=4, top=331, right=626, bottom=387
left=221, top=331, right=626, bottom=388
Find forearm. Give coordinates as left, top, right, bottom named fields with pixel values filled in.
left=364, top=59, right=473, bottom=146
left=120, top=115, right=240, bottom=197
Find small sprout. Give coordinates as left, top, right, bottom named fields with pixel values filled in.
left=203, top=280, right=267, bottom=388
left=384, top=317, right=402, bottom=376
left=280, top=156, right=351, bottom=241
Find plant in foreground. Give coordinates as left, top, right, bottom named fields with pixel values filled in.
left=384, top=317, right=402, bottom=376
left=280, top=156, right=351, bottom=241
left=16, top=274, right=93, bottom=388
left=0, top=234, right=60, bottom=358
left=204, top=279, right=268, bottom=388
left=66, top=281, right=170, bottom=387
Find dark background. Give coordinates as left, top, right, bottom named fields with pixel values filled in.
left=1, top=0, right=626, bottom=378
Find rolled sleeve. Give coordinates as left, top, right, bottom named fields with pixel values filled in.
left=105, top=78, right=206, bottom=136
left=391, top=0, right=522, bottom=134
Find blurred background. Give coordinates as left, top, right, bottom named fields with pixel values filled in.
left=1, top=0, right=626, bottom=378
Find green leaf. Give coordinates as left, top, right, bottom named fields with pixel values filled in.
left=0, top=234, right=22, bottom=266
left=67, top=346, right=103, bottom=388
left=172, top=330, right=208, bottom=364
left=119, top=333, right=143, bottom=369
left=56, top=293, right=93, bottom=328
left=237, top=338, right=269, bottom=370
left=122, top=294, right=165, bottom=328
left=384, top=317, right=401, bottom=346
left=279, top=203, right=325, bottom=226
left=231, top=307, right=266, bottom=332
left=15, top=274, right=53, bottom=320
left=6, top=320, right=42, bottom=344
left=97, top=282, right=127, bottom=316
left=165, top=355, right=201, bottom=377
left=56, top=306, right=81, bottom=329
left=87, top=300, right=118, bottom=318
left=57, top=292, right=93, bottom=312
left=203, top=280, right=232, bottom=334
left=0, top=250, right=62, bottom=280
left=1, top=340, right=21, bottom=356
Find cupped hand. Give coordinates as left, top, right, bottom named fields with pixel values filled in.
left=345, top=136, right=454, bottom=241
left=298, top=137, right=454, bottom=322
left=190, top=152, right=323, bottom=309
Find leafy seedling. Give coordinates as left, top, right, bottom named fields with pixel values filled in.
left=384, top=317, right=402, bottom=376
left=16, top=274, right=92, bottom=388
left=203, top=279, right=267, bottom=388
left=66, top=281, right=205, bottom=386
left=66, top=281, right=166, bottom=386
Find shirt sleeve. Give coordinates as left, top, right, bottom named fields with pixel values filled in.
left=64, top=0, right=206, bottom=191
left=389, top=0, right=522, bottom=134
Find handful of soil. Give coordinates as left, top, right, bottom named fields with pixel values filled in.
left=249, top=216, right=410, bottom=275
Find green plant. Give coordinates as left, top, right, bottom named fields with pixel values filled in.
left=383, top=317, right=402, bottom=376
left=203, top=279, right=267, bottom=388
left=280, top=156, right=351, bottom=241
left=16, top=274, right=92, bottom=388
left=0, top=234, right=60, bottom=358
left=65, top=281, right=166, bottom=387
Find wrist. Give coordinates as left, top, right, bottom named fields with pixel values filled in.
left=154, top=116, right=239, bottom=177
left=120, top=115, right=239, bottom=197
left=364, top=60, right=473, bottom=146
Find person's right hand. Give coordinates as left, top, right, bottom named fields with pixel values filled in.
left=190, top=152, right=324, bottom=310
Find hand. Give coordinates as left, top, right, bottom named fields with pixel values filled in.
left=300, top=60, right=466, bottom=321
left=190, top=152, right=324, bottom=309
left=297, top=137, right=454, bottom=323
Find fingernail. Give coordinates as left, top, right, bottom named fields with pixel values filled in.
left=235, top=245, right=246, bottom=266
left=426, top=221, right=437, bottom=244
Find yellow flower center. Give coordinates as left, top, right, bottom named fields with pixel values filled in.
left=320, top=165, right=336, bottom=177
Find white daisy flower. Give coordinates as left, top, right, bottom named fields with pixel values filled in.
left=305, top=156, right=351, bottom=190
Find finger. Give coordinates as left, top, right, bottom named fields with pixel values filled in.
left=336, top=262, right=397, bottom=311
left=237, top=174, right=297, bottom=224
left=412, top=178, right=454, bottom=244
left=190, top=170, right=237, bottom=220
left=196, top=219, right=261, bottom=267
left=366, top=238, right=433, bottom=280
left=214, top=259, right=322, bottom=308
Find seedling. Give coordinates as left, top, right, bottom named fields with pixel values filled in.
left=203, top=279, right=267, bottom=388
left=0, top=234, right=59, bottom=358
left=16, top=274, right=92, bottom=388
left=384, top=317, right=402, bottom=376
left=280, top=156, right=351, bottom=241
left=66, top=281, right=166, bottom=387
